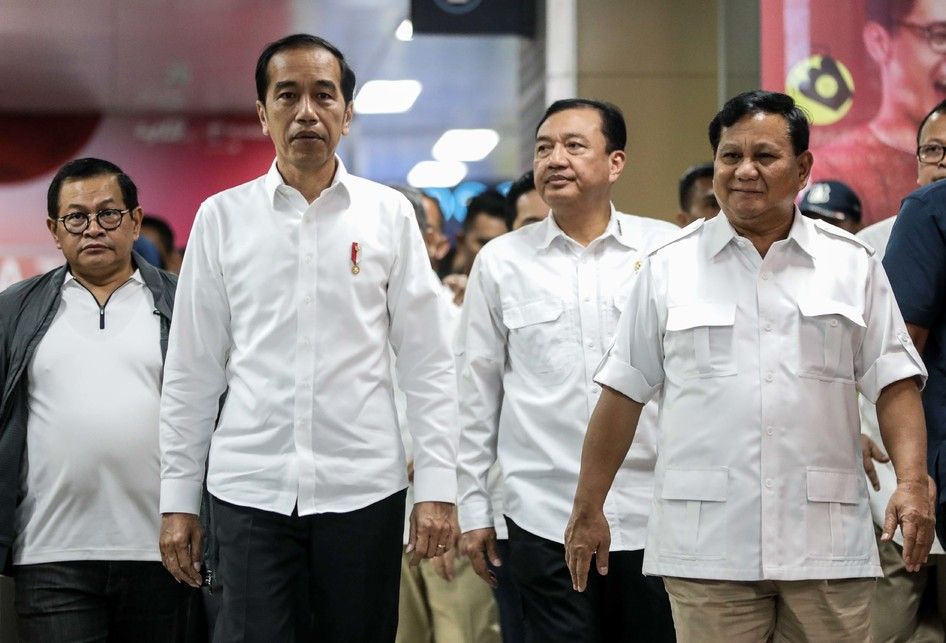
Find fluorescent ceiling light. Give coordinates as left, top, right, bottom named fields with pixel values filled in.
left=408, top=161, right=468, bottom=188
left=396, top=19, right=413, bottom=41
left=354, top=80, right=421, bottom=114
left=432, top=129, right=500, bottom=162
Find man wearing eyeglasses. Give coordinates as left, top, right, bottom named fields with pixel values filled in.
left=809, top=0, right=946, bottom=226
left=0, top=157, right=189, bottom=641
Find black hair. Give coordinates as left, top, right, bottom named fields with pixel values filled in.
left=255, top=33, right=356, bottom=104
left=535, top=98, right=627, bottom=153
left=141, top=215, right=175, bottom=255
left=918, top=99, right=946, bottom=145
left=504, top=170, right=536, bottom=228
left=47, top=157, right=138, bottom=218
left=678, top=162, right=714, bottom=212
left=865, top=0, right=916, bottom=32
left=463, top=190, right=509, bottom=233
left=709, top=90, right=810, bottom=155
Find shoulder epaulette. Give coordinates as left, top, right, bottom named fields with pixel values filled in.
left=643, top=218, right=703, bottom=257
left=812, top=219, right=875, bottom=256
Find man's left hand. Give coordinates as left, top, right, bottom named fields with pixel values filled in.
left=883, top=478, right=937, bottom=572
left=408, top=501, right=456, bottom=566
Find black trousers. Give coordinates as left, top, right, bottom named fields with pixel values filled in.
left=14, top=560, right=192, bottom=643
left=506, top=518, right=675, bottom=643
left=211, top=489, right=406, bottom=643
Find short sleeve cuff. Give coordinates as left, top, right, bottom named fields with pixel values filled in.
left=458, top=498, right=494, bottom=534
left=413, top=465, right=458, bottom=504
left=594, top=355, right=659, bottom=404
left=159, top=478, right=204, bottom=515
left=858, top=351, right=928, bottom=403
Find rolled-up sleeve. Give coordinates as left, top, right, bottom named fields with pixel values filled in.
left=594, top=259, right=665, bottom=404
left=455, top=252, right=506, bottom=533
left=160, top=205, right=232, bottom=515
left=387, top=199, right=458, bottom=505
left=856, top=255, right=927, bottom=403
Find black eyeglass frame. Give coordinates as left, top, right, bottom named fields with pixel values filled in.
left=918, top=143, right=946, bottom=165
left=54, top=208, right=131, bottom=234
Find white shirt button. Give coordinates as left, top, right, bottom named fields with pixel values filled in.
left=305, top=254, right=313, bottom=263
left=304, top=295, right=312, bottom=304
left=760, top=272, right=772, bottom=281
left=764, top=478, right=773, bottom=488
left=829, top=319, right=839, bottom=327
left=586, top=339, right=595, bottom=348
left=765, top=372, right=774, bottom=382
left=764, top=322, right=773, bottom=332
left=766, top=426, right=774, bottom=436
left=591, top=385, right=600, bottom=394
left=898, top=331, right=910, bottom=342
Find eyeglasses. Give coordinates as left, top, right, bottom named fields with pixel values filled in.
left=918, top=142, right=946, bottom=165
left=54, top=208, right=130, bottom=234
left=898, top=21, right=946, bottom=53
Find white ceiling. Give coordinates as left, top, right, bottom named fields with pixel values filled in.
left=0, top=0, right=524, bottom=183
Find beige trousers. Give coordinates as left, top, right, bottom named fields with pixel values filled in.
left=396, top=551, right=501, bottom=643
left=663, top=576, right=875, bottom=642
left=871, top=527, right=946, bottom=643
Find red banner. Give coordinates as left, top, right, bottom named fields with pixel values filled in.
left=762, top=0, right=946, bottom=226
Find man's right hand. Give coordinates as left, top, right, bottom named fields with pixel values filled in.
left=462, top=527, right=501, bottom=588
left=861, top=434, right=890, bottom=491
left=159, top=513, right=204, bottom=587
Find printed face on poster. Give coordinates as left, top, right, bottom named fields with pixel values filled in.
left=762, top=0, right=946, bottom=226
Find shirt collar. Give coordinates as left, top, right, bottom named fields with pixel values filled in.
left=704, top=208, right=815, bottom=259
left=537, top=203, right=628, bottom=250
left=62, top=268, right=144, bottom=289
left=264, top=156, right=352, bottom=207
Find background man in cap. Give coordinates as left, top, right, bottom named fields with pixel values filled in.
left=798, top=180, right=863, bottom=234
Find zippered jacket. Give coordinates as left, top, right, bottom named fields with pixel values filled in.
left=0, top=253, right=177, bottom=570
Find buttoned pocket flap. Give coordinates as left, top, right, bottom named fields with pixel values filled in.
left=797, top=298, right=866, bottom=328
left=502, top=299, right=563, bottom=329
left=807, top=469, right=861, bottom=504
left=661, top=468, right=728, bottom=502
left=666, top=303, right=735, bottom=332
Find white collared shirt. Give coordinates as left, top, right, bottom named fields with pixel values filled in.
left=596, top=211, right=926, bottom=580
left=17, top=270, right=164, bottom=564
left=160, top=159, right=457, bottom=516
left=456, top=209, right=678, bottom=548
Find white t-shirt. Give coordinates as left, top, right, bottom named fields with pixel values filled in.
left=14, top=271, right=164, bottom=564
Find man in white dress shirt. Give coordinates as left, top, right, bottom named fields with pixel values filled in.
left=457, top=99, right=677, bottom=641
left=157, top=34, right=457, bottom=642
left=565, top=90, right=934, bottom=641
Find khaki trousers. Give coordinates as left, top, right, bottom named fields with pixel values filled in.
left=871, top=526, right=946, bottom=643
left=396, top=551, right=501, bottom=643
left=663, top=576, right=875, bottom=642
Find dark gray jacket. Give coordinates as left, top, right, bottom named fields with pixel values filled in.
left=0, top=253, right=177, bottom=570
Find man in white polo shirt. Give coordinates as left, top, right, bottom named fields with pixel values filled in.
left=0, top=157, right=187, bottom=642
left=457, top=99, right=677, bottom=641
left=566, top=91, right=933, bottom=641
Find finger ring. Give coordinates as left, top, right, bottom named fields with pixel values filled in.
left=437, top=544, right=446, bottom=549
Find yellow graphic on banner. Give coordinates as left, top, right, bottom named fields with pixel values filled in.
left=786, top=55, right=855, bottom=125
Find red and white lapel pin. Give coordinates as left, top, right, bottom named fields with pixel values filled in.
left=350, top=242, right=361, bottom=275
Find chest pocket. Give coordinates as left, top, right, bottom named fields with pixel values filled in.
left=503, top=299, right=575, bottom=384
left=797, top=298, right=864, bottom=383
left=665, top=303, right=737, bottom=378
